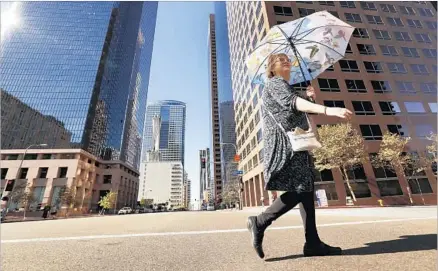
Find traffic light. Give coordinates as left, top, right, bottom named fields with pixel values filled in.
left=201, top=158, right=206, bottom=168
left=4, top=179, right=15, bottom=192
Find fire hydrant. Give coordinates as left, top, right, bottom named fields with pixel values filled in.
left=378, top=199, right=384, bottom=207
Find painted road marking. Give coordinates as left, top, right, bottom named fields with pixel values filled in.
left=2, top=217, right=436, bottom=244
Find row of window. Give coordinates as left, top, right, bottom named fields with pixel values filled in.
left=337, top=60, right=436, bottom=74
left=317, top=79, right=437, bottom=94
left=323, top=100, right=436, bottom=115
left=273, top=5, right=435, bottom=23
left=353, top=28, right=436, bottom=42
left=349, top=43, right=437, bottom=58
left=1, top=167, right=67, bottom=180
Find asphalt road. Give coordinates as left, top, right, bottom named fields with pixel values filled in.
left=1, top=207, right=436, bottom=271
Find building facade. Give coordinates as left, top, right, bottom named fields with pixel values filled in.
left=214, top=2, right=239, bottom=187
left=226, top=1, right=437, bottom=207
left=138, top=161, right=184, bottom=207
left=0, top=2, right=158, bottom=169
left=199, top=148, right=212, bottom=203
left=182, top=171, right=191, bottom=208
left=142, top=100, right=186, bottom=164
left=1, top=90, right=72, bottom=149
left=0, top=149, right=139, bottom=215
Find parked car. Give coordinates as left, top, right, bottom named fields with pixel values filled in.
left=118, top=207, right=132, bottom=215
left=206, top=204, right=215, bottom=211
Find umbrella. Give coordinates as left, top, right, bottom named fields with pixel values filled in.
left=246, top=10, right=355, bottom=85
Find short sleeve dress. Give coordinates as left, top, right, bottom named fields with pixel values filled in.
left=261, top=76, right=316, bottom=193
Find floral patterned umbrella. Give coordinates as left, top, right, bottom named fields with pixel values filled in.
left=246, top=10, right=355, bottom=85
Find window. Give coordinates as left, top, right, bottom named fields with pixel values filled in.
left=58, top=167, right=68, bottom=178
left=387, top=17, right=404, bottom=27
left=414, top=33, right=432, bottom=43
left=396, top=81, right=416, bottom=94
left=360, top=125, right=383, bottom=140
left=345, top=44, right=353, bottom=53
left=410, top=64, right=429, bottom=75
left=379, top=101, right=401, bottom=115
left=372, top=81, right=391, bottom=93
left=103, top=175, right=112, bottom=184
left=346, top=13, right=363, bottom=23
left=328, top=11, right=339, bottom=18
left=299, top=8, right=315, bottom=17
left=319, top=1, right=335, bottom=6
left=357, top=44, right=376, bottom=55
left=420, top=83, right=437, bottom=94
left=426, top=21, right=437, bottom=30
left=318, top=79, right=340, bottom=92
left=387, top=125, right=409, bottom=137
left=405, top=102, right=426, bottom=113
left=326, top=65, right=335, bottom=71
left=1, top=168, right=8, bottom=179
left=364, top=61, right=383, bottom=73
left=401, top=47, right=419, bottom=58
left=258, top=16, right=265, bottom=33
left=400, top=6, right=416, bottom=15
left=434, top=65, right=438, bottom=74
left=256, top=128, right=263, bottom=143
left=353, top=28, right=369, bottom=38
left=19, top=168, right=28, bottom=179
left=422, top=48, right=437, bottom=58
left=273, top=6, right=293, bottom=16
left=407, top=19, right=422, bottom=28
left=418, top=7, right=434, bottom=17
left=415, top=125, right=434, bottom=138
left=252, top=94, right=258, bottom=107
left=343, top=166, right=371, bottom=198
left=292, top=81, right=309, bottom=91
left=276, top=21, right=286, bottom=25
left=340, top=1, right=355, bottom=8
left=409, top=178, right=433, bottom=194
left=428, top=103, right=438, bottom=113
left=345, top=79, right=366, bottom=93
left=394, top=32, right=412, bottom=41
left=361, top=2, right=377, bottom=10
left=38, top=167, right=49, bottom=178
left=366, top=15, right=383, bottom=25
left=380, top=45, right=398, bottom=56
left=339, top=60, right=359, bottom=72
left=387, top=63, right=407, bottom=74
left=352, top=101, right=375, bottom=115
left=7, top=155, right=18, bottom=160
left=378, top=179, right=404, bottom=197
left=373, top=29, right=391, bottom=40
left=324, top=100, right=346, bottom=108
left=380, top=4, right=396, bottom=13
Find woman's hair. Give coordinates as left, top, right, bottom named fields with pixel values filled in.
left=266, top=53, right=289, bottom=79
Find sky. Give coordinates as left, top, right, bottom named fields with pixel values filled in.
left=147, top=2, right=215, bottom=202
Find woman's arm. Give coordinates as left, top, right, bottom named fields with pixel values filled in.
left=294, top=96, right=353, bottom=119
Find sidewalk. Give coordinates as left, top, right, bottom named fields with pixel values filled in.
left=1, top=214, right=104, bottom=224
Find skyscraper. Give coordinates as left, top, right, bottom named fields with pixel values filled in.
left=208, top=15, right=223, bottom=203
left=226, top=1, right=437, bottom=207
left=142, top=100, right=186, bottom=164
left=0, top=2, right=158, bottom=169
left=214, top=2, right=238, bottom=186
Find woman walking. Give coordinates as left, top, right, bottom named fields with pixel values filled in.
left=247, top=53, right=352, bottom=259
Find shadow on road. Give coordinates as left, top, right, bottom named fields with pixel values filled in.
left=265, top=234, right=437, bottom=262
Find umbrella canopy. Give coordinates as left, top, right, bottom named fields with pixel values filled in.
left=246, top=10, right=355, bottom=85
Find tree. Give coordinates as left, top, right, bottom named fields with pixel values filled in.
left=59, top=186, right=76, bottom=217
left=404, top=150, right=433, bottom=205
left=9, top=182, right=37, bottom=220
left=221, top=178, right=240, bottom=207
left=98, top=191, right=117, bottom=215
left=373, top=132, right=413, bottom=202
left=312, top=123, right=367, bottom=202
left=140, top=198, right=146, bottom=207
left=426, top=133, right=437, bottom=163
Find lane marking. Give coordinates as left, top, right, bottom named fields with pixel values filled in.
left=2, top=216, right=436, bottom=244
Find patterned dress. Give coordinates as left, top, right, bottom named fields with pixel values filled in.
left=262, top=76, right=316, bottom=193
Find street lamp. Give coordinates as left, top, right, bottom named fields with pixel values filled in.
left=2, top=143, right=48, bottom=212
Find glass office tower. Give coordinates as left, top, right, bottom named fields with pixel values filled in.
left=142, top=100, right=186, bottom=165
left=0, top=2, right=158, bottom=169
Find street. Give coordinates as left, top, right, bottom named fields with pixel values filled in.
left=1, top=206, right=437, bottom=271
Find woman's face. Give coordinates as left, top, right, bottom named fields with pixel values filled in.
left=272, top=54, right=291, bottom=75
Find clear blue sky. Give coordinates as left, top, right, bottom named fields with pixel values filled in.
left=147, top=2, right=215, bottom=202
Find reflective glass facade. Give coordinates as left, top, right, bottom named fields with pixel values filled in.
left=142, top=101, right=186, bottom=165
left=0, top=2, right=158, bottom=169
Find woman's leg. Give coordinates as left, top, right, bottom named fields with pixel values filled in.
left=298, top=203, right=307, bottom=230
left=247, top=192, right=300, bottom=259
left=299, top=192, right=321, bottom=245
left=256, top=191, right=300, bottom=228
